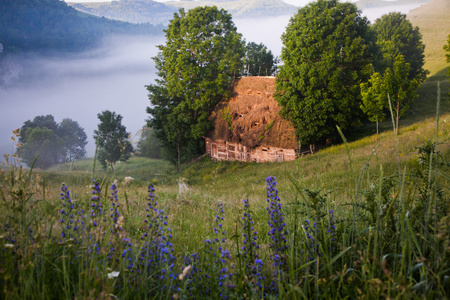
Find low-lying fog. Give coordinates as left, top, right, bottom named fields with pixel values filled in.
left=0, top=3, right=424, bottom=159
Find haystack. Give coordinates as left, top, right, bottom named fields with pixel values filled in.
left=207, top=76, right=298, bottom=150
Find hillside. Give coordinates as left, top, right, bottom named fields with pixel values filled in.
left=69, top=0, right=298, bottom=25
left=0, top=0, right=163, bottom=53
left=356, top=0, right=432, bottom=9
left=69, top=0, right=177, bottom=25
left=165, top=0, right=298, bottom=18
left=407, top=0, right=450, bottom=77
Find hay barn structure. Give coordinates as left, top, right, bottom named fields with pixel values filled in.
left=205, top=76, right=298, bottom=163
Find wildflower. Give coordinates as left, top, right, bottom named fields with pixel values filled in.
left=107, top=271, right=120, bottom=279
left=266, top=176, right=288, bottom=289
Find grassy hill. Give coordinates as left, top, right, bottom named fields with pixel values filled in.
left=408, top=0, right=450, bottom=78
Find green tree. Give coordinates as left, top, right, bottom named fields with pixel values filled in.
left=372, top=12, right=428, bottom=83
left=444, top=34, right=450, bottom=85
left=93, top=110, right=133, bottom=171
left=20, top=127, right=63, bottom=169
left=19, top=115, right=61, bottom=169
left=244, top=42, right=278, bottom=76
left=137, top=127, right=162, bottom=159
left=19, top=115, right=59, bottom=144
left=384, top=55, right=420, bottom=135
left=146, top=6, right=245, bottom=169
left=58, top=118, right=87, bottom=161
left=275, top=0, right=376, bottom=147
left=18, top=115, right=88, bottom=168
left=360, top=72, right=387, bottom=141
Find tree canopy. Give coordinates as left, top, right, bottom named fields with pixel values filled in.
left=372, top=12, right=428, bottom=83
left=275, top=0, right=376, bottom=146
left=18, top=115, right=87, bottom=169
left=137, top=127, right=162, bottom=160
left=146, top=6, right=245, bottom=168
left=93, top=110, right=133, bottom=171
left=360, top=72, right=387, bottom=141
left=244, top=42, right=278, bottom=76
left=59, top=118, right=88, bottom=161
left=444, top=34, right=450, bottom=83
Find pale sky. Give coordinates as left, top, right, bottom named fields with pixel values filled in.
left=66, top=0, right=322, bottom=6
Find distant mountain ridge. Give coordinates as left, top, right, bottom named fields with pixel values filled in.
left=0, top=0, right=164, bottom=53
left=68, top=0, right=298, bottom=25
left=355, top=0, right=432, bottom=9
left=70, top=0, right=177, bottom=25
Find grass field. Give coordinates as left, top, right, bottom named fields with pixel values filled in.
left=0, top=0, right=449, bottom=298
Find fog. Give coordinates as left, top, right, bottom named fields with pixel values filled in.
left=0, top=35, right=165, bottom=157
left=0, top=2, right=424, bottom=159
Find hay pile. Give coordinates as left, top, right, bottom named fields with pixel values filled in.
left=207, top=77, right=298, bottom=149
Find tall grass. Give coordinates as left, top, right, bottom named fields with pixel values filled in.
left=0, top=83, right=449, bottom=299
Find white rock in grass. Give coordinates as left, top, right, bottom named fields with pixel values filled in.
left=123, top=176, right=134, bottom=184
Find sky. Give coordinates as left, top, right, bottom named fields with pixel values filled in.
left=66, top=0, right=328, bottom=5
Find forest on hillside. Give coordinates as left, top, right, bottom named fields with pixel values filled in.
left=0, top=0, right=164, bottom=53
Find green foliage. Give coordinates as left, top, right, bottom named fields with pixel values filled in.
left=360, top=55, right=420, bottom=136
left=137, top=127, right=162, bottom=160
left=360, top=73, right=387, bottom=124
left=385, top=55, right=421, bottom=132
left=275, top=0, right=376, bottom=146
left=244, top=42, right=278, bottom=76
left=221, top=107, right=233, bottom=131
left=445, top=34, right=450, bottom=83
left=146, top=6, right=245, bottom=169
left=58, top=118, right=88, bottom=161
left=93, top=110, right=133, bottom=171
left=18, top=115, right=87, bottom=169
left=360, top=72, right=387, bottom=139
left=21, top=127, right=62, bottom=169
left=0, top=0, right=163, bottom=53
left=372, top=12, right=428, bottom=83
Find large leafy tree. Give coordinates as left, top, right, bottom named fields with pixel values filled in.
left=372, top=12, right=428, bottom=83
left=18, top=115, right=88, bottom=169
left=59, top=118, right=87, bottom=161
left=19, top=115, right=59, bottom=142
left=146, top=6, right=245, bottom=169
left=93, top=110, right=133, bottom=171
left=244, top=42, right=278, bottom=76
left=275, top=0, right=376, bottom=147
